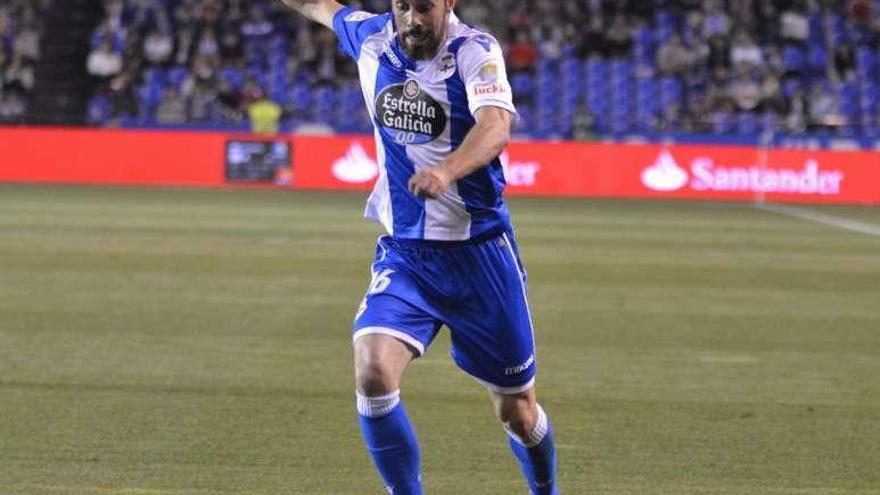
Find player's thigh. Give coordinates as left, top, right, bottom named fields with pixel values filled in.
left=353, top=333, right=417, bottom=395
left=448, top=233, right=537, bottom=393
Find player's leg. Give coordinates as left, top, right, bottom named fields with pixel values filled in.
left=445, top=231, right=559, bottom=494
left=490, top=386, right=559, bottom=495
left=352, top=238, right=443, bottom=495
left=354, top=333, right=424, bottom=495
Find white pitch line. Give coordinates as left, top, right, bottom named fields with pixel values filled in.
left=757, top=203, right=880, bottom=238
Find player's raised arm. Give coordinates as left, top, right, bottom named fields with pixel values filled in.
left=277, top=0, right=343, bottom=29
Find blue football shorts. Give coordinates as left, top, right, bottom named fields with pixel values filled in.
left=352, top=230, right=537, bottom=394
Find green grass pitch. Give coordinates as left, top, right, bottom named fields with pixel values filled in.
left=1, top=184, right=879, bottom=494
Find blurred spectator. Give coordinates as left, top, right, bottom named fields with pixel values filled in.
left=248, top=93, right=282, bottom=134
left=156, top=87, right=187, bottom=124
left=706, top=35, right=730, bottom=72
left=703, top=0, right=732, bottom=39
left=195, top=27, right=221, bottom=62
left=730, top=31, right=764, bottom=70
left=536, top=26, right=563, bottom=61
left=189, top=83, right=216, bottom=122
left=4, top=54, right=34, bottom=94
left=833, top=43, right=856, bottom=81
left=763, top=45, right=784, bottom=74
left=759, top=71, right=787, bottom=114
left=107, top=70, right=137, bottom=122
left=605, top=13, right=632, bottom=58
left=780, top=8, right=809, bottom=43
left=174, top=27, right=195, bottom=66
left=571, top=105, right=597, bottom=141
left=656, top=34, right=694, bottom=76
left=184, top=54, right=217, bottom=89
left=0, top=89, right=25, bottom=123
left=578, top=15, right=607, bottom=59
left=754, top=2, right=780, bottom=43
left=87, top=38, right=124, bottom=80
left=219, top=31, right=244, bottom=66
left=807, top=84, right=842, bottom=130
left=241, top=6, right=273, bottom=40
left=458, top=1, right=489, bottom=27
left=13, top=21, right=40, bottom=62
left=215, top=78, right=243, bottom=123
left=727, top=71, right=762, bottom=111
left=507, top=30, right=537, bottom=73
left=785, top=88, right=808, bottom=132
left=143, top=27, right=173, bottom=66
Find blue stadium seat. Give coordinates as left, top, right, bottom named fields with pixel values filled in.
left=838, top=82, right=860, bottom=121
left=658, top=76, right=682, bottom=112
left=736, top=112, right=759, bottom=135
left=635, top=78, right=659, bottom=117
left=166, top=67, right=189, bottom=89
left=782, top=78, right=803, bottom=99
left=219, top=67, right=245, bottom=90
left=287, top=82, right=312, bottom=115
left=806, top=45, right=826, bottom=77
left=86, top=95, right=112, bottom=125
left=654, top=10, right=676, bottom=44
left=510, top=72, right=536, bottom=99
left=312, top=85, right=337, bottom=124
left=807, top=14, right=824, bottom=46
left=782, top=45, right=806, bottom=74
left=827, top=13, right=850, bottom=47
left=856, top=47, right=878, bottom=78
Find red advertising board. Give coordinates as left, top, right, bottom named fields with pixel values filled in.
left=293, top=136, right=880, bottom=205
left=1, top=127, right=879, bottom=205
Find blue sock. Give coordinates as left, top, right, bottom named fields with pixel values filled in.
left=507, top=405, right=558, bottom=495
left=357, top=391, right=422, bottom=495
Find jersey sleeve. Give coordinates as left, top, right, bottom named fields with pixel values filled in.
left=332, top=7, right=388, bottom=61
left=457, top=34, right=517, bottom=118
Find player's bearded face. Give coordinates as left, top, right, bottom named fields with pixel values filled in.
left=393, top=0, right=453, bottom=60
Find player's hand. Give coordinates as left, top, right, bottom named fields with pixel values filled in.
left=408, top=166, right=451, bottom=200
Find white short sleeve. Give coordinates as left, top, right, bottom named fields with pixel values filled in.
left=457, top=34, right=517, bottom=118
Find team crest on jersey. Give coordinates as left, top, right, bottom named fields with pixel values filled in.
left=375, top=82, right=447, bottom=145
left=344, top=10, right=377, bottom=22
left=439, top=53, right=456, bottom=74
left=403, top=79, right=421, bottom=99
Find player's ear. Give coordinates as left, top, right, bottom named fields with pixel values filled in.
left=446, top=0, right=456, bottom=12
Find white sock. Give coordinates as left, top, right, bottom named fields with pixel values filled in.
left=506, top=403, right=549, bottom=448
left=356, top=390, right=401, bottom=418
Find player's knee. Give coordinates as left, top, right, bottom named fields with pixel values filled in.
left=355, top=361, right=397, bottom=396
left=497, top=400, right=538, bottom=440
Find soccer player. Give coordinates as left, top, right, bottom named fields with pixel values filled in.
left=277, top=1, right=559, bottom=493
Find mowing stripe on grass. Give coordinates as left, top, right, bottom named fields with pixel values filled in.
left=757, top=203, right=880, bottom=237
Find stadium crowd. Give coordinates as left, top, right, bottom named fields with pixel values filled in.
left=0, top=0, right=48, bottom=124
left=83, top=0, right=880, bottom=139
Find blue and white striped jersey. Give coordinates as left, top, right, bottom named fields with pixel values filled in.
left=332, top=7, right=517, bottom=241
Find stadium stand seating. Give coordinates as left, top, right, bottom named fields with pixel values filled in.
left=11, top=0, right=880, bottom=140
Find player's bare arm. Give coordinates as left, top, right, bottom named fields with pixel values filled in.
left=408, top=105, right=512, bottom=199
left=277, top=0, right=343, bottom=29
